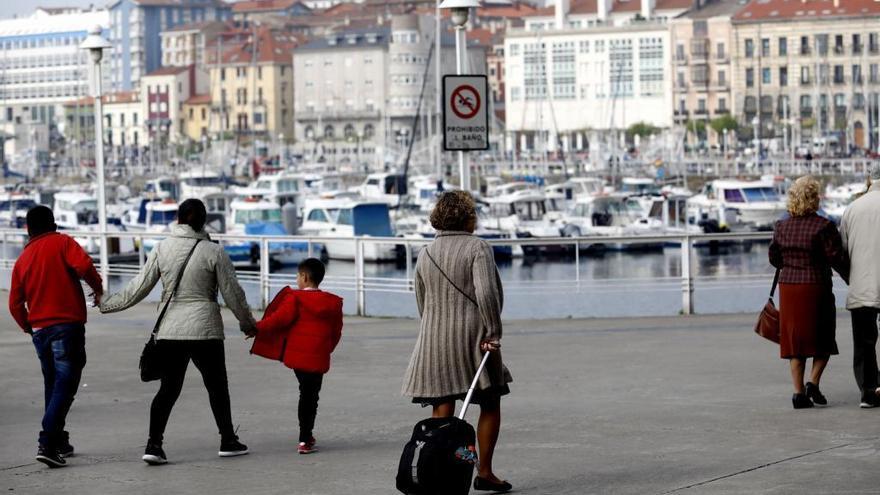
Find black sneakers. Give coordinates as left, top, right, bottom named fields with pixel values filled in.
left=805, top=382, right=828, bottom=406
left=142, top=442, right=168, bottom=465
left=218, top=437, right=249, bottom=457
left=35, top=446, right=66, bottom=468
left=792, top=393, right=814, bottom=409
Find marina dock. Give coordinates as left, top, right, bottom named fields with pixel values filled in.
left=1, top=305, right=878, bottom=494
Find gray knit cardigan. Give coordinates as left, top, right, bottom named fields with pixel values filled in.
left=402, top=231, right=512, bottom=399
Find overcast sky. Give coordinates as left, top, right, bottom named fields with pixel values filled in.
left=1, top=0, right=114, bottom=20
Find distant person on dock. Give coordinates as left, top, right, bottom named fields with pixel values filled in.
left=770, top=176, right=849, bottom=409
left=402, top=191, right=513, bottom=493
left=100, top=198, right=257, bottom=465
left=249, top=258, right=343, bottom=455
left=839, top=164, right=880, bottom=408
left=9, top=205, right=103, bottom=468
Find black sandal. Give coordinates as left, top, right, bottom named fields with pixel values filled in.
left=473, top=477, right=513, bottom=493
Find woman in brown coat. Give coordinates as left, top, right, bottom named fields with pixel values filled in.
left=769, top=176, right=849, bottom=409
left=402, top=191, right=513, bottom=492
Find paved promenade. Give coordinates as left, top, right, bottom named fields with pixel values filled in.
left=2, top=305, right=880, bottom=494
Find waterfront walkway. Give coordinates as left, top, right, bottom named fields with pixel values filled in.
left=2, top=306, right=879, bottom=494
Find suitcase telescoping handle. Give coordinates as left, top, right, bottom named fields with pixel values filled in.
left=457, top=351, right=492, bottom=420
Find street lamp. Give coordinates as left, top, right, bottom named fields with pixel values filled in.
left=80, top=24, right=111, bottom=290
left=751, top=115, right=760, bottom=169
left=440, top=0, right=479, bottom=192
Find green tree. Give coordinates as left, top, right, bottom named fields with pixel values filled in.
left=685, top=119, right=707, bottom=139
left=626, top=121, right=660, bottom=140
left=709, top=114, right=738, bottom=135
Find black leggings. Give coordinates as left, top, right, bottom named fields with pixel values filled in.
left=149, top=340, right=235, bottom=443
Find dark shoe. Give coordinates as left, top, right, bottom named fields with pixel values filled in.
left=805, top=382, right=827, bottom=406
left=57, top=432, right=74, bottom=458
left=298, top=437, right=317, bottom=454
left=473, top=477, right=513, bottom=493
left=792, top=393, right=814, bottom=409
left=142, top=442, right=167, bottom=465
left=219, top=437, right=249, bottom=457
left=859, top=394, right=880, bottom=409
left=35, top=446, right=66, bottom=468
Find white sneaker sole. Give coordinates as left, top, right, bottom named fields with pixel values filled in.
left=218, top=449, right=249, bottom=457
left=35, top=455, right=66, bottom=468
left=142, top=454, right=167, bottom=465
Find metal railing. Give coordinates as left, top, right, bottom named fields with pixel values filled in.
left=0, top=229, right=778, bottom=318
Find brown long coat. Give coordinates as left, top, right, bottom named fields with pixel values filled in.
left=402, top=231, right=512, bottom=399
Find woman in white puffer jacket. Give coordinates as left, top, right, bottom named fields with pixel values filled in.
left=101, top=199, right=257, bottom=465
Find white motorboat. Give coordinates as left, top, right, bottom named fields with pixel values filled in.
left=688, top=180, right=787, bottom=230
left=560, top=195, right=666, bottom=250
left=225, top=197, right=312, bottom=266
left=179, top=170, right=224, bottom=201
left=300, top=199, right=397, bottom=261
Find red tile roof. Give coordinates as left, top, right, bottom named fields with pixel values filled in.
left=231, top=0, right=309, bottom=13
left=144, top=66, right=192, bottom=77
left=477, top=1, right=540, bottom=18
left=103, top=91, right=139, bottom=104
left=185, top=94, right=212, bottom=105
left=205, top=27, right=297, bottom=65
left=734, top=0, right=880, bottom=21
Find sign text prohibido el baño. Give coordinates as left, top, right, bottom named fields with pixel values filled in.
left=442, top=75, right=489, bottom=151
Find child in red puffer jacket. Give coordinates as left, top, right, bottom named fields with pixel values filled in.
left=250, top=258, right=343, bottom=454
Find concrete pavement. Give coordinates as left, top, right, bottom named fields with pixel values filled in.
left=2, top=305, right=880, bottom=494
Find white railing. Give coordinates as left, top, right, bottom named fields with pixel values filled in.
left=0, top=229, right=777, bottom=318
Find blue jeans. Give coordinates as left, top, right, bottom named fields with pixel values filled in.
left=32, top=323, right=86, bottom=449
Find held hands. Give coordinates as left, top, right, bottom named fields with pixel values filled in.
left=480, top=340, right=500, bottom=352
left=244, top=328, right=258, bottom=340
left=89, top=291, right=103, bottom=308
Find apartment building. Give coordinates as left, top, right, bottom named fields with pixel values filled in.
left=205, top=27, right=296, bottom=141
left=160, top=21, right=227, bottom=68
left=732, top=0, right=880, bottom=150
left=231, top=0, right=312, bottom=22
left=670, top=0, right=741, bottom=147
left=108, top=0, right=229, bottom=91
left=139, top=65, right=208, bottom=145
left=103, top=90, right=144, bottom=157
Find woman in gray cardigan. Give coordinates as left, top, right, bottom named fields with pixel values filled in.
left=402, top=191, right=513, bottom=493
left=100, top=199, right=257, bottom=465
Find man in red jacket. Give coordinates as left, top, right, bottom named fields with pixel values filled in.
left=9, top=206, right=103, bottom=468
left=250, top=258, right=343, bottom=454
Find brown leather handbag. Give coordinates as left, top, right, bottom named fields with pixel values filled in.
left=754, top=270, right=781, bottom=344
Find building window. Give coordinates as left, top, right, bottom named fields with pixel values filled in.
left=523, top=42, right=547, bottom=100
left=853, top=34, right=862, bottom=54
left=779, top=66, right=788, bottom=87
left=639, top=37, right=664, bottom=96
left=801, top=66, right=810, bottom=85
left=344, top=124, right=355, bottom=139
left=746, top=68, right=754, bottom=87
left=761, top=38, right=769, bottom=57
left=870, top=34, right=879, bottom=53
left=363, top=124, right=374, bottom=139
left=510, top=86, right=521, bottom=101
left=254, top=113, right=263, bottom=125
left=697, top=98, right=706, bottom=112
left=716, top=42, right=726, bottom=59
left=324, top=125, right=334, bottom=139
left=744, top=39, right=753, bottom=58
left=778, top=37, right=787, bottom=56
left=675, top=44, right=685, bottom=61
left=834, top=34, right=844, bottom=54
left=853, top=64, right=863, bottom=84
left=834, top=65, right=844, bottom=84
left=762, top=67, right=771, bottom=84
left=800, top=36, right=810, bottom=55
left=718, top=97, right=727, bottom=111
left=595, top=40, right=604, bottom=53
left=815, top=34, right=828, bottom=56
left=551, top=42, right=576, bottom=99
left=717, top=69, right=726, bottom=86
left=579, top=40, right=589, bottom=53
left=609, top=39, right=633, bottom=97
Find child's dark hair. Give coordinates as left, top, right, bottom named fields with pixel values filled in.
left=299, top=258, right=326, bottom=285
left=26, top=205, right=57, bottom=237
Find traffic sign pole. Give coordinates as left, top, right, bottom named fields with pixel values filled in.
left=455, top=25, right=469, bottom=192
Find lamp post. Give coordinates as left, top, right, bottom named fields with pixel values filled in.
left=439, top=0, right=479, bottom=192
left=80, top=25, right=111, bottom=290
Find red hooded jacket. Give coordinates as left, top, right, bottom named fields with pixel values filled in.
left=251, top=287, right=343, bottom=374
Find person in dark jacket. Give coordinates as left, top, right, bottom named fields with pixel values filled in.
left=9, top=206, right=103, bottom=468
left=769, top=176, right=849, bottom=409
left=250, top=258, right=343, bottom=455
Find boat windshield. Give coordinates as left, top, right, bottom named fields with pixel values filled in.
left=621, top=182, right=660, bottom=195
left=183, top=177, right=222, bottom=187
left=150, top=209, right=177, bottom=225
left=73, top=200, right=97, bottom=213
left=0, top=199, right=36, bottom=210
left=326, top=208, right=353, bottom=225
left=742, top=187, right=780, bottom=202
left=235, top=208, right=281, bottom=224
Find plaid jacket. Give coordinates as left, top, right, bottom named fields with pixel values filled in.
left=769, top=214, right=849, bottom=285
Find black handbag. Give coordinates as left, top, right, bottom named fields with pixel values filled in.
left=139, top=239, right=202, bottom=382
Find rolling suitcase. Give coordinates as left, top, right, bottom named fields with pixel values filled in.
left=396, top=352, right=491, bottom=495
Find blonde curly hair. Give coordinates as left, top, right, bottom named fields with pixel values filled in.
left=787, top=176, right=821, bottom=217
left=430, top=190, right=477, bottom=231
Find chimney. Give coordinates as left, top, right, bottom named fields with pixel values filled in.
left=555, top=0, right=570, bottom=29
left=641, top=0, right=655, bottom=18
left=598, top=0, right=615, bottom=22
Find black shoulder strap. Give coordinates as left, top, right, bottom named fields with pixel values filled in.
left=424, top=248, right=478, bottom=306
left=770, top=269, right=780, bottom=298
left=152, top=239, right=202, bottom=337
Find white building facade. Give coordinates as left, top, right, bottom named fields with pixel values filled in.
left=504, top=24, right=673, bottom=152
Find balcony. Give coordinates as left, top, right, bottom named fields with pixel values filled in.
left=692, top=80, right=709, bottom=93
left=714, top=108, right=730, bottom=115
left=694, top=108, right=709, bottom=117
left=675, top=55, right=688, bottom=65
left=711, top=82, right=730, bottom=92
left=690, top=39, right=709, bottom=63
left=715, top=54, right=730, bottom=64
left=294, top=109, right=381, bottom=122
